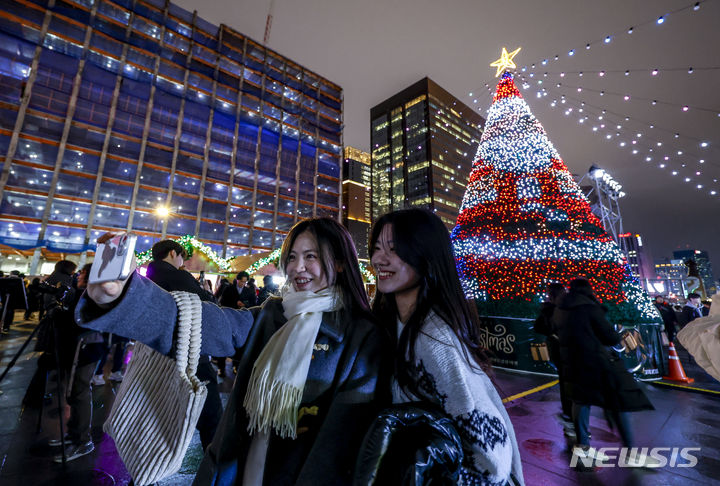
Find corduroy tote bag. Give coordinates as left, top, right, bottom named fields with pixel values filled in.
left=103, top=291, right=207, bottom=485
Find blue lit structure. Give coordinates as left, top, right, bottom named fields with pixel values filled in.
left=0, top=0, right=343, bottom=273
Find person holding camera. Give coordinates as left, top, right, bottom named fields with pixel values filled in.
left=24, top=263, right=106, bottom=462
left=50, top=263, right=107, bottom=462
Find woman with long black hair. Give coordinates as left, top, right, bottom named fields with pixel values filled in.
left=369, top=208, right=524, bottom=486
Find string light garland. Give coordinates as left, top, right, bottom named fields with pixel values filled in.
left=359, top=261, right=376, bottom=284
left=515, top=0, right=707, bottom=74
left=510, top=80, right=720, bottom=195
left=466, top=2, right=719, bottom=198
left=474, top=76, right=720, bottom=198
left=135, top=235, right=236, bottom=271
left=244, top=248, right=281, bottom=275
left=452, top=71, right=661, bottom=326
left=518, top=74, right=720, bottom=115
left=482, top=76, right=718, bottom=151
left=241, top=247, right=377, bottom=284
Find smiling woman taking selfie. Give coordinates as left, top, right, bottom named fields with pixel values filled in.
left=77, top=218, right=390, bottom=486
left=369, top=208, right=524, bottom=486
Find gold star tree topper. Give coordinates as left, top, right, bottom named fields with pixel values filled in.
left=490, top=46, right=521, bottom=77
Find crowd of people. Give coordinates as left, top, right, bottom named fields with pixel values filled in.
left=0, top=209, right=714, bottom=484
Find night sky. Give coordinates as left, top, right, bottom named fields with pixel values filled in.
left=176, top=0, right=720, bottom=280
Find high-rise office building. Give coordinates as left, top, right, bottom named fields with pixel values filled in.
left=618, top=233, right=654, bottom=282
left=653, top=259, right=687, bottom=297
left=673, top=249, right=716, bottom=296
left=342, top=146, right=370, bottom=260
left=0, top=0, right=343, bottom=274
left=370, top=77, right=484, bottom=229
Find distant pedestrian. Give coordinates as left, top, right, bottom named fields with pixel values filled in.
left=654, top=296, right=679, bottom=344
left=219, top=271, right=257, bottom=309
left=554, top=278, right=658, bottom=467
left=257, top=275, right=279, bottom=305
left=680, top=292, right=703, bottom=327
left=2, top=270, right=26, bottom=333
left=534, top=282, right=573, bottom=431
left=145, top=240, right=215, bottom=302
left=24, top=278, right=42, bottom=320
left=214, top=278, right=230, bottom=301
left=701, top=300, right=711, bottom=317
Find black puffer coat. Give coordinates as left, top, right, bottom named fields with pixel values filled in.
left=553, top=289, right=654, bottom=412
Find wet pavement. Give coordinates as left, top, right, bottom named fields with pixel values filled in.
left=1, top=312, right=718, bottom=485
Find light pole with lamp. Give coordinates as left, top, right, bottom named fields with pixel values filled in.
left=153, top=205, right=170, bottom=242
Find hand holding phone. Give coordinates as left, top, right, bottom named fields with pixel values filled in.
left=87, top=233, right=138, bottom=307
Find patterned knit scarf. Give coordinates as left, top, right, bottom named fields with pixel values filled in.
left=243, top=286, right=341, bottom=438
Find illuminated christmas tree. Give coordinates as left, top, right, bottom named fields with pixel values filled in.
left=451, top=64, right=660, bottom=326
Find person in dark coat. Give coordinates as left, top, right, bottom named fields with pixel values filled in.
left=42, top=260, right=77, bottom=314
left=1, top=270, right=27, bottom=332
left=534, top=283, right=572, bottom=424
left=53, top=264, right=107, bottom=462
left=257, top=275, right=279, bottom=306
left=654, top=296, right=679, bottom=344
left=145, top=240, right=215, bottom=303
left=701, top=300, right=711, bottom=317
left=145, top=239, right=223, bottom=450
left=217, top=273, right=257, bottom=376
left=680, top=292, right=703, bottom=327
left=24, top=265, right=107, bottom=461
left=24, top=277, right=42, bottom=320
left=219, top=271, right=257, bottom=309
left=553, top=278, right=655, bottom=466
left=214, top=278, right=230, bottom=301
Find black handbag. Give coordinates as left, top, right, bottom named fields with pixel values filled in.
left=354, top=402, right=464, bottom=486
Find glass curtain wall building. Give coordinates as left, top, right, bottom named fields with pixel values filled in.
left=0, top=0, right=343, bottom=273
left=370, top=77, right=484, bottom=229
left=673, top=250, right=716, bottom=297
left=341, top=146, right=370, bottom=260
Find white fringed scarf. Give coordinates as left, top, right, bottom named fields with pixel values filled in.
left=243, top=286, right=341, bottom=439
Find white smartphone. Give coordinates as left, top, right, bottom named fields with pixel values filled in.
left=89, top=233, right=138, bottom=284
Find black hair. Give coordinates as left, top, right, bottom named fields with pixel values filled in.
left=370, top=208, right=490, bottom=398
left=281, top=218, right=372, bottom=318
left=236, top=271, right=250, bottom=281
left=687, top=292, right=701, bottom=300
left=569, top=277, right=599, bottom=302
left=263, top=275, right=273, bottom=285
left=54, top=260, right=77, bottom=275
left=151, top=240, right=187, bottom=261
left=547, top=282, right=566, bottom=302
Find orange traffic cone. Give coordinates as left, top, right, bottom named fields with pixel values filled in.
left=663, top=342, right=694, bottom=383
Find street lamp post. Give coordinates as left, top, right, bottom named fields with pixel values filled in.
left=154, top=205, right=170, bottom=242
